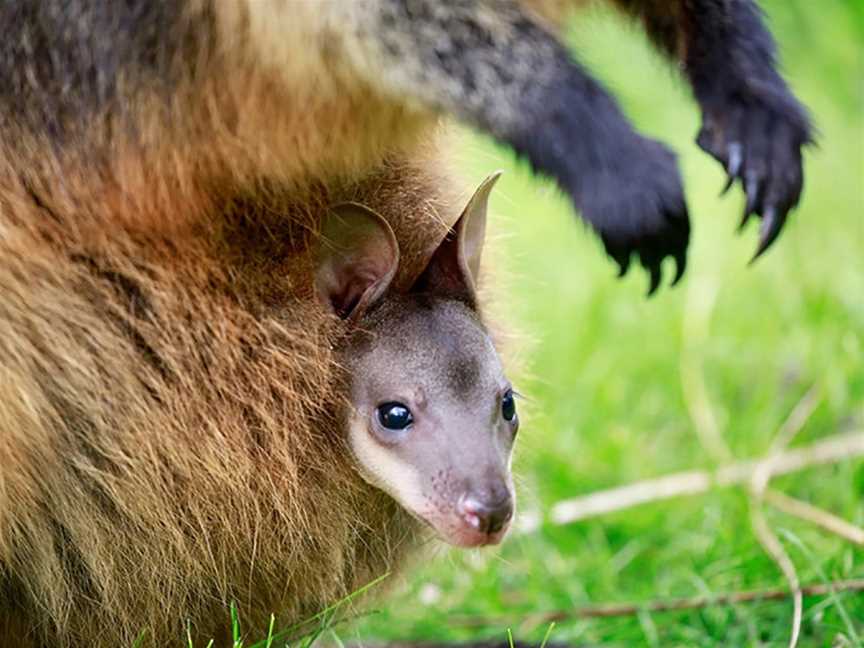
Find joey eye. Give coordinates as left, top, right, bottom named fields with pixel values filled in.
left=501, top=390, right=516, bottom=422
left=377, top=402, right=414, bottom=430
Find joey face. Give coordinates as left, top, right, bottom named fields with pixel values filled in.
left=347, top=299, right=517, bottom=547
left=314, top=172, right=517, bottom=546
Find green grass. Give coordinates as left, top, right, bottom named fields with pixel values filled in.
left=184, top=576, right=389, bottom=648
left=339, top=1, right=864, bottom=646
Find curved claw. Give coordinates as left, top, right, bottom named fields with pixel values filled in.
left=618, top=257, right=630, bottom=278
left=646, top=263, right=662, bottom=297
left=744, top=173, right=760, bottom=215
left=727, top=143, right=743, bottom=177
left=720, top=142, right=743, bottom=197
left=616, top=254, right=631, bottom=278
left=751, top=207, right=785, bottom=262
left=697, top=96, right=809, bottom=270
left=671, top=250, right=687, bottom=286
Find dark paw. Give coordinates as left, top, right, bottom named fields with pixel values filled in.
left=579, top=138, right=690, bottom=296
left=696, top=97, right=811, bottom=260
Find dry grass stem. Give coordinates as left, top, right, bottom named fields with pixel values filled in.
left=551, top=430, right=864, bottom=524
left=748, top=387, right=821, bottom=648
left=749, top=503, right=803, bottom=648
left=765, top=489, right=864, bottom=546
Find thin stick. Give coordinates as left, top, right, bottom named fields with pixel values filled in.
left=750, top=505, right=802, bottom=648
left=449, top=580, right=864, bottom=628
left=765, top=489, right=864, bottom=546
left=752, top=386, right=822, bottom=492
left=550, top=430, right=864, bottom=524
left=749, top=387, right=820, bottom=648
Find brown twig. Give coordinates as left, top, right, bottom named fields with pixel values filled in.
left=449, top=579, right=864, bottom=628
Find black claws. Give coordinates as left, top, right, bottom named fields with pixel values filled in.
left=599, top=96, right=805, bottom=294
left=720, top=142, right=743, bottom=196
left=697, top=107, right=808, bottom=260
left=671, top=249, right=687, bottom=286
left=587, top=135, right=691, bottom=297
left=647, top=264, right=662, bottom=297
left=637, top=235, right=688, bottom=297
left=613, top=251, right=631, bottom=278
left=641, top=243, right=687, bottom=297
left=603, top=211, right=689, bottom=298
left=566, top=127, right=692, bottom=296
left=752, top=206, right=785, bottom=262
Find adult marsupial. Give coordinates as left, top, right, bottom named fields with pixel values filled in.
left=0, top=1, right=812, bottom=644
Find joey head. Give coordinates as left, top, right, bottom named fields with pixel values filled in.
left=316, top=173, right=518, bottom=547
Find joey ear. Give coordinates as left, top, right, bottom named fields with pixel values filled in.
left=315, top=202, right=399, bottom=322
left=411, top=171, right=501, bottom=302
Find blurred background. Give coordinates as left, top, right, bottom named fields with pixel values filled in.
left=348, top=1, right=864, bottom=645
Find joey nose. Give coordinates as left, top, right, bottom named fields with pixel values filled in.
left=458, top=492, right=513, bottom=535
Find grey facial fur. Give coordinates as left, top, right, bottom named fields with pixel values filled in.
left=345, top=296, right=517, bottom=546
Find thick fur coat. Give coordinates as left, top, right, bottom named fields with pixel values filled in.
left=0, top=1, right=810, bottom=645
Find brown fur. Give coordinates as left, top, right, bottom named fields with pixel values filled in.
left=0, top=142, right=462, bottom=646
left=0, top=1, right=573, bottom=645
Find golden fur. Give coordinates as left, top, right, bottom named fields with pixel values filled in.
left=0, top=142, right=460, bottom=646
left=0, top=1, right=569, bottom=645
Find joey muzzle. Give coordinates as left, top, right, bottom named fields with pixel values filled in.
left=458, top=488, right=514, bottom=536
left=445, top=466, right=515, bottom=546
